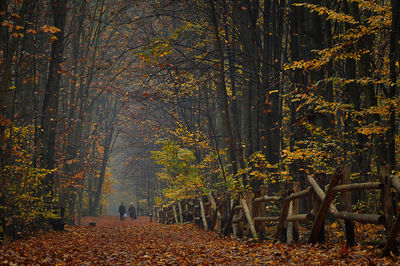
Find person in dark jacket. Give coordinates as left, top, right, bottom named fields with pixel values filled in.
left=128, top=202, right=137, bottom=219
left=118, top=202, right=126, bottom=221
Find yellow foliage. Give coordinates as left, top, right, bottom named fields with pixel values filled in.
left=1, top=125, right=56, bottom=236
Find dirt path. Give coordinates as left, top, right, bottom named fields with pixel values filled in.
left=0, top=216, right=399, bottom=265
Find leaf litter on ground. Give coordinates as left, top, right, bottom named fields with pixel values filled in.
left=0, top=216, right=399, bottom=265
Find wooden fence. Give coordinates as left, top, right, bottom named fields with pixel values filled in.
left=154, top=166, right=400, bottom=257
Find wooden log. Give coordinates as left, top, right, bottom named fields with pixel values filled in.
left=210, top=201, right=223, bottom=231
left=194, top=204, right=200, bottom=209
left=199, top=196, right=209, bottom=230
left=244, top=192, right=253, bottom=237
left=333, top=182, right=383, bottom=192
left=233, top=205, right=243, bottom=211
left=204, top=201, right=212, bottom=207
left=287, top=201, right=293, bottom=244
left=194, top=204, right=201, bottom=225
left=342, top=165, right=355, bottom=247
left=165, top=208, right=171, bottom=223
left=194, top=216, right=201, bottom=220
left=241, top=198, right=258, bottom=240
left=381, top=166, right=394, bottom=232
left=208, top=194, right=217, bottom=209
left=286, top=187, right=312, bottom=201
left=161, top=208, right=166, bottom=224
left=311, top=187, right=323, bottom=243
left=287, top=182, right=300, bottom=244
left=232, top=222, right=238, bottom=239
left=172, top=204, right=179, bottom=224
left=309, top=167, right=342, bottom=244
left=254, top=185, right=266, bottom=239
left=286, top=213, right=314, bottom=222
left=160, top=209, right=165, bottom=224
left=254, top=216, right=280, bottom=222
left=223, top=203, right=237, bottom=236
left=232, top=214, right=244, bottom=223
left=254, top=195, right=281, bottom=202
left=236, top=199, right=245, bottom=239
left=307, top=175, right=346, bottom=231
left=230, top=199, right=239, bottom=238
left=274, top=199, right=291, bottom=240
left=157, top=209, right=162, bottom=223
left=333, top=212, right=386, bottom=225
left=187, top=201, right=193, bottom=220
left=208, top=194, right=222, bottom=231
left=210, top=208, right=217, bottom=232
left=178, top=201, right=184, bottom=224
left=292, top=182, right=300, bottom=234
left=390, top=175, right=400, bottom=191
left=307, top=175, right=326, bottom=200
left=382, top=213, right=400, bottom=256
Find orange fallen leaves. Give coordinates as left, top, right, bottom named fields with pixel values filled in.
left=0, top=216, right=399, bottom=265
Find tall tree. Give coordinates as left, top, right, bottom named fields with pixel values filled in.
left=40, top=0, right=67, bottom=179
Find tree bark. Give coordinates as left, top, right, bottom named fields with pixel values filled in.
left=209, top=0, right=244, bottom=184
left=342, top=165, right=355, bottom=247
left=388, top=0, right=400, bottom=171
left=334, top=212, right=386, bottom=225
left=40, top=0, right=68, bottom=192
left=309, top=167, right=342, bottom=244
left=92, top=97, right=118, bottom=215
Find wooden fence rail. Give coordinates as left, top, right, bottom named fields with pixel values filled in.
left=154, top=165, right=400, bottom=257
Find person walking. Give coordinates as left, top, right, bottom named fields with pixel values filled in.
left=118, top=202, right=126, bottom=221
left=128, top=202, right=137, bottom=219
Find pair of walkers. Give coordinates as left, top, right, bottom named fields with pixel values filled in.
left=118, top=202, right=137, bottom=221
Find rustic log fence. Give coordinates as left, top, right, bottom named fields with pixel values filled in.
left=154, top=166, right=400, bottom=257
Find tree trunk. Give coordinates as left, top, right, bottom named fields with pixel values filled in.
left=266, top=0, right=284, bottom=165
left=209, top=0, right=244, bottom=184
left=388, top=0, right=400, bottom=171
left=0, top=0, right=32, bottom=168
left=40, top=0, right=67, bottom=192
left=232, top=0, right=260, bottom=159
left=92, top=98, right=118, bottom=215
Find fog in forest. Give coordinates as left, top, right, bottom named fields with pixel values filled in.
left=1, top=0, right=399, bottom=249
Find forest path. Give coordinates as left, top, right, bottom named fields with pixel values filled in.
left=0, top=216, right=399, bottom=265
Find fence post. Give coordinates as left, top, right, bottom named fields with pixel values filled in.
left=232, top=199, right=241, bottom=238
left=241, top=197, right=258, bottom=240
left=162, top=207, right=167, bottom=224
left=208, top=193, right=222, bottom=231
left=178, top=201, right=183, bottom=224
left=274, top=196, right=291, bottom=240
left=199, top=196, right=209, bottom=230
left=254, top=185, right=266, bottom=238
left=172, top=204, right=178, bottom=224
left=382, top=214, right=400, bottom=256
left=223, top=199, right=236, bottom=236
left=380, top=165, right=394, bottom=233
left=307, top=175, right=346, bottom=232
left=287, top=182, right=299, bottom=244
left=342, top=165, right=355, bottom=247
left=383, top=175, right=400, bottom=256
left=309, top=167, right=342, bottom=244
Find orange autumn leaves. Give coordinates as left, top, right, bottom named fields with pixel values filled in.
left=1, top=216, right=400, bottom=265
